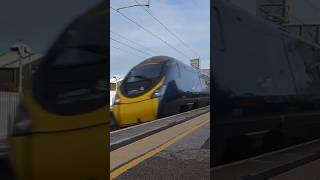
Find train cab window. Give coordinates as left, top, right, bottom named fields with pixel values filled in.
left=121, top=63, right=164, bottom=98
left=33, top=5, right=107, bottom=115
left=127, top=63, right=163, bottom=81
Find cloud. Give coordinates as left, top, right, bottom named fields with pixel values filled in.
left=110, top=0, right=210, bottom=78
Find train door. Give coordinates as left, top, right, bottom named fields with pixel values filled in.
left=10, top=3, right=108, bottom=180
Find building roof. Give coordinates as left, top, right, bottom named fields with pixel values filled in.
left=110, top=75, right=122, bottom=83
left=0, top=51, right=43, bottom=68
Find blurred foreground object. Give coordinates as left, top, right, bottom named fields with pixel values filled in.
left=10, top=2, right=108, bottom=180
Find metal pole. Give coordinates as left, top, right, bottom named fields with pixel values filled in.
left=19, top=56, right=22, bottom=93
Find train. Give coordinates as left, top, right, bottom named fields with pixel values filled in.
left=113, top=56, right=210, bottom=127
left=10, top=2, right=108, bottom=180
left=212, top=0, right=320, bottom=166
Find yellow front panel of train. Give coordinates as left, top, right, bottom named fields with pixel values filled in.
left=113, top=78, right=164, bottom=127
left=114, top=98, right=159, bottom=127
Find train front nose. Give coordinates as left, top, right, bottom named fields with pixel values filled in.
left=113, top=60, right=167, bottom=127
left=113, top=78, right=166, bottom=127
left=113, top=96, right=159, bottom=126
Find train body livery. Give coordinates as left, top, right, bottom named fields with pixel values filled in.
left=113, top=56, right=210, bottom=127
left=212, top=0, right=320, bottom=165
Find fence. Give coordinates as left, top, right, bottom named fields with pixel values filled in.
left=0, top=90, right=20, bottom=142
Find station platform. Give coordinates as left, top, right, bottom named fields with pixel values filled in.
left=110, top=106, right=209, bottom=150
left=110, top=111, right=210, bottom=180
left=212, top=138, right=320, bottom=180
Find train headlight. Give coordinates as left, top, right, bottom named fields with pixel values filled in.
left=12, top=105, right=33, bottom=136
left=114, top=94, right=120, bottom=105
left=151, top=85, right=166, bottom=99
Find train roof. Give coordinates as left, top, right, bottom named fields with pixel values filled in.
left=140, top=56, right=176, bottom=64
left=140, top=56, right=194, bottom=68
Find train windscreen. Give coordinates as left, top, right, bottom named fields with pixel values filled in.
left=121, top=63, right=164, bottom=97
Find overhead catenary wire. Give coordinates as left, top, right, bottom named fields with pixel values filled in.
left=110, top=30, right=158, bottom=55
left=111, top=45, right=146, bottom=58
left=133, top=0, right=200, bottom=58
left=110, top=37, right=153, bottom=56
left=110, top=6, right=191, bottom=59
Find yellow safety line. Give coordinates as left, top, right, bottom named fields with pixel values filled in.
left=110, top=118, right=210, bottom=179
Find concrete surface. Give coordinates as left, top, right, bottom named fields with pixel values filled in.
left=115, top=117, right=210, bottom=180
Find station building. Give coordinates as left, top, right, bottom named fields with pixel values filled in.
left=0, top=43, right=43, bottom=92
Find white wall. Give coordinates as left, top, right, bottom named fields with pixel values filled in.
left=0, top=92, right=19, bottom=140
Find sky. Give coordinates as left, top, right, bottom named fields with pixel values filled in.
left=110, top=0, right=210, bottom=78
left=0, top=0, right=102, bottom=54
left=1, top=0, right=318, bottom=78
